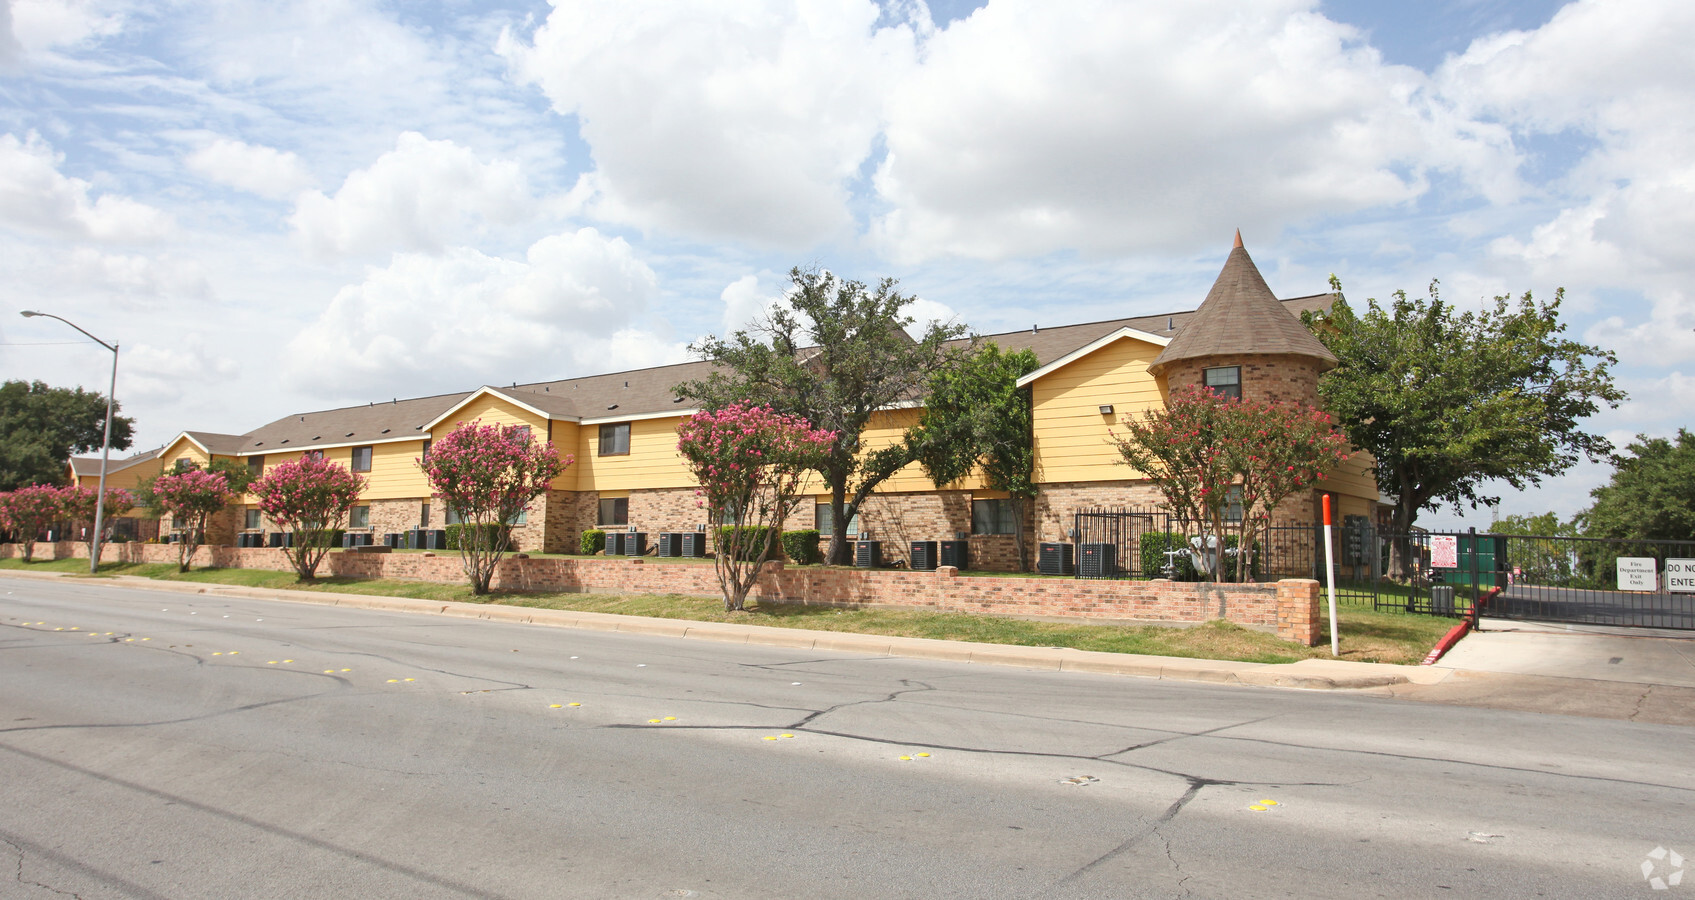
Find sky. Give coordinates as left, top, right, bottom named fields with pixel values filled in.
left=1, top=0, right=1690, bottom=530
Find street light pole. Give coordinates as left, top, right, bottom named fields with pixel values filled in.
left=20, top=311, right=119, bottom=575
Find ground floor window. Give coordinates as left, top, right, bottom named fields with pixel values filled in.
left=815, top=503, right=859, bottom=537
left=244, top=508, right=261, bottom=530
left=972, top=498, right=1018, bottom=535
left=349, top=505, right=370, bottom=529
left=598, top=497, right=628, bottom=527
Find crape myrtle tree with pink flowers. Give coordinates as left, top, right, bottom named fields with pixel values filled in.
left=58, top=485, right=134, bottom=567
left=0, top=484, right=67, bottom=558
left=418, top=420, right=567, bottom=595
left=251, top=456, right=367, bottom=581
left=149, top=469, right=235, bottom=572
left=1110, top=385, right=1349, bottom=583
left=676, top=403, right=834, bottom=612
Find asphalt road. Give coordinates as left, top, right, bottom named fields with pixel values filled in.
left=2, top=577, right=1691, bottom=899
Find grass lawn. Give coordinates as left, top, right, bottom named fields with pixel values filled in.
left=0, top=557, right=1455, bottom=666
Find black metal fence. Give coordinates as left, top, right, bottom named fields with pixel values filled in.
left=1069, top=509, right=1694, bottom=629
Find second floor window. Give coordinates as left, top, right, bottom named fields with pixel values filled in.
left=599, top=423, right=630, bottom=456
left=305, top=449, right=324, bottom=461
left=351, top=446, right=373, bottom=472
left=247, top=455, right=264, bottom=476
left=173, top=458, right=191, bottom=472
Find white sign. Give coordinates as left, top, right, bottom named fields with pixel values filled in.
left=1431, top=535, right=1458, bottom=569
left=1666, top=559, right=1695, bottom=594
left=1617, top=557, right=1658, bottom=592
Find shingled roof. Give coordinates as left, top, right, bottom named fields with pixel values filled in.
left=68, top=448, right=160, bottom=477
left=1148, top=232, right=1337, bottom=375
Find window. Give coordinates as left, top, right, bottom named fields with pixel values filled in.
left=349, top=505, right=370, bottom=529
left=244, top=509, right=262, bottom=530
left=419, top=503, right=430, bottom=528
left=972, top=499, right=1019, bottom=535
left=1223, top=485, right=1243, bottom=523
left=305, top=449, right=325, bottom=461
left=351, top=446, right=373, bottom=472
left=247, top=455, right=264, bottom=476
left=599, top=423, right=631, bottom=456
left=173, top=459, right=191, bottom=472
left=1203, top=366, right=1241, bottom=400
left=421, top=439, right=432, bottom=463
left=815, top=504, right=859, bottom=537
left=512, top=425, right=532, bottom=441
left=506, top=508, right=528, bottom=526
left=598, top=497, right=628, bottom=527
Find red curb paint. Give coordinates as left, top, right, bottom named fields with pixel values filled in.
left=1421, top=587, right=1502, bottom=665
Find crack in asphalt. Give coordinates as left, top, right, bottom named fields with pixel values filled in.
left=791, top=679, right=936, bottom=728
left=1058, top=780, right=1208, bottom=887
left=1629, top=685, right=1652, bottom=721
left=3, top=833, right=85, bottom=900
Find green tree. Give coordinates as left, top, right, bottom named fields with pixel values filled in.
left=150, top=469, right=234, bottom=572
left=0, top=380, right=135, bottom=490
left=908, top=342, right=1040, bottom=571
left=1579, top=429, right=1695, bottom=542
left=418, top=420, right=567, bottom=594
left=250, top=456, right=368, bottom=581
left=1303, top=280, right=1624, bottom=574
left=677, top=267, right=969, bottom=565
left=1488, top=511, right=1582, bottom=586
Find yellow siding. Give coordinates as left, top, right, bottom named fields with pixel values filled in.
left=157, top=437, right=209, bottom=473
left=548, top=421, right=582, bottom=491
left=577, top=416, right=694, bottom=491
left=1320, top=448, right=1381, bottom=513
left=363, top=440, right=431, bottom=500
left=1030, top=338, right=1166, bottom=483
left=441, top=395, right=547, bottom=434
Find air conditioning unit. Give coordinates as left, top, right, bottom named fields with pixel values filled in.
left=625, top=533, right=647, bottom=557
left=606, top=532, right=626, bottom=556
left=855, top=540, right=882, bottom=568
left=680, top=532, right=707, bottom=557
left=1079, top=542, right=1118, bottom=578
left=1038, top=542, right=1074, bottom=576
left=909, top=541, right=938, bottom=571
left=657, top=533, right=685, bottom=557
left=938, top=540, right=969, bottom=569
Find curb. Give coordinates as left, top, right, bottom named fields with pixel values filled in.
left=4, top=570, right=1413, bottom=691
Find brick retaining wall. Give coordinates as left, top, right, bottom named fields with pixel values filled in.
left=6, top=541, right=1322, bottom=646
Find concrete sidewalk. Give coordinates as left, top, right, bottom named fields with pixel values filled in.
left=9, top=571, right=1693, bottom=724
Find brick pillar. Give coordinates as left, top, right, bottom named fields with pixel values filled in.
left=1275, top=578, right=1322, bottom=646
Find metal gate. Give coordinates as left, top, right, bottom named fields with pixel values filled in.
left=1479, top=534, right=1695, bottom=630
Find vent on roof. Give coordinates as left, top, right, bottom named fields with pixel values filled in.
left=280, top=439, right=289, bottom=444
left=673, top=396, right=685, bottom=403
left=607, top=404, right=619, bottom=411
left=345, top=432, right=354, bottom=437
left=624, top=381, right=629, bottom=388
left=1032, top=324, right=1039, bottom=334
left=255, top=442, right=263, bottom=447
left=312, top=436, right=320, bottom=441
left=1167, top=316, right=1174, bottom=330
left=299, top=416, right=305, bottom=422
left=380, top=429, right=390, bottom=434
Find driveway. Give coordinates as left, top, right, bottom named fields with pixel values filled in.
left=1442, top=620, right=1695, bottom=687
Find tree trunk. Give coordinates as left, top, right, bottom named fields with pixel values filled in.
left=1010, top=496, right=1029, bottom=573
left=1388, top=499, right=1419, bottom=581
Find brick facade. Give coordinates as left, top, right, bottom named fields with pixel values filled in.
left=1158, top=354, right=1325, bottom=407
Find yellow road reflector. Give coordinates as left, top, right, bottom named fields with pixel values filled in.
left=103, top=632, right=112, bottom=636
left=228, top=651, right=238, bottom=655
left=213, top=652, right=222, bottom=656
left=780, top=734, right=795, bottom=739
left=340, top=668, right=350, bottom=672
left=123, top=638, right=133, bottom=642
left=387, top=679, right=399, bottom=683
left=916, top=752, right=931, bottom=757
left=549, top=704, right=564, bottom=709
left=403, top=678, right=414, bottom=682
left=283, top=659, right=293, bottom=663
left=323, top=670, right=335, bottom=674
left=568, top=702, right=581, bottom=707
left=662, top=716, right=677, bottom=721
left=53, top=628, right=62, bottom=631
left=1260, top=799, right=1279, bottom=806
left=761, top=736, right=778, bottom=741
left=141, top=638, right=149, bottom=641
left=267, top=661, right=278, bottom=664
left=898, top=756, right=913, bottom=761
left=1249, top=805, right=1268, bottom=811
left=647, top=719, right=662, bottom=724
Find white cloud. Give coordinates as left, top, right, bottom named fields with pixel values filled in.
left=122, top=336, right=239, bottom=403
left=502, top=0, right=923, bottom=247
left=717, top=274, right=773, bottom=336
left=284, top=228, right=684, bottom=399
left=59, top=248, right=213, bottom=303
left=1447, top=0, right=1695, bottom=291
left=869, top=0, right=1486, bottom=262
left=288, top=131, right=533, bottom=258
left=1585, top=288, right=1695, bottom=370
left=8, top=0, right=124, bottom=58
left=185, top=138, right=316, bottom=200
left=0, top=131, right=174, bottom=241
left=0, top=1, right=22, bottom=69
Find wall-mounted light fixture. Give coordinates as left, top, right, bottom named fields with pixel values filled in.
left=1098, top=404, right=1114, bottom=415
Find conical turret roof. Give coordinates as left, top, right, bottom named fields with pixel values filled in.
left=1148, top=232, right=1337, bottom=375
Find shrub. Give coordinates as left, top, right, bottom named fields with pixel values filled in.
left=715, top=525, right=778, bottom=562
left=580, top=529, right=606, bottom=555
left=780, top=529, right=822, bottom=565
left=448, top=523, right=513, bottom=553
